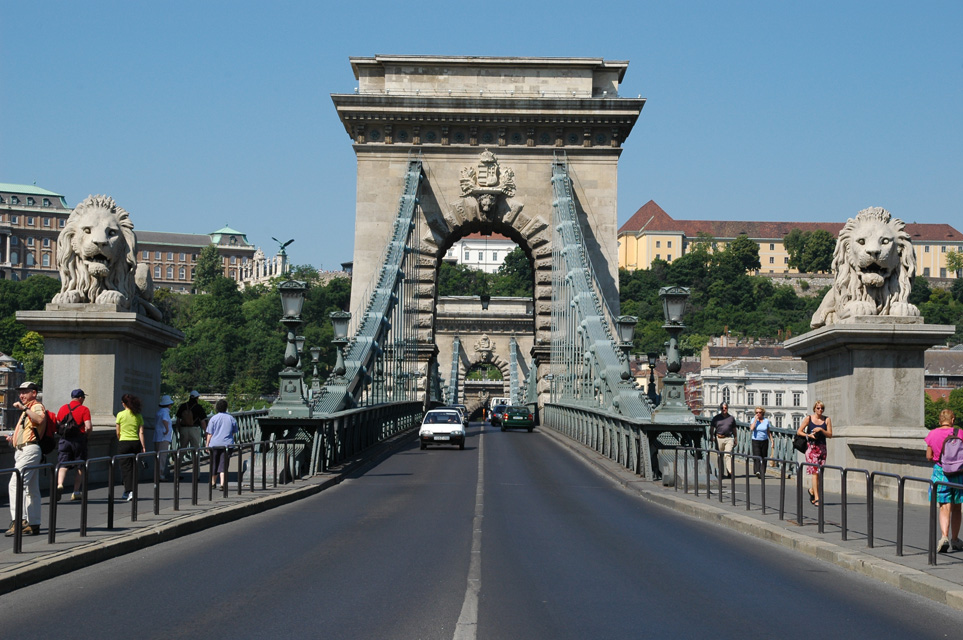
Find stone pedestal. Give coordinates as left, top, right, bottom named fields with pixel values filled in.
left=16, top=304, right=184, bottom=431
left=785, top=317, right=955, bottom=503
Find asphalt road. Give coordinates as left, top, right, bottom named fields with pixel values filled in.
left=3, top=422, right=962, bottom=639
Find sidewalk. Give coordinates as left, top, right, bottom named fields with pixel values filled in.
left=541, top=427, right=963, bottom=611
left=0, top=433, right=410, bottom=595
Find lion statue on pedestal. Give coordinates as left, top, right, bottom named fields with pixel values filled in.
left=51, top=195, right=162, bottom=321
left=811, top=206, right=919, bottom=328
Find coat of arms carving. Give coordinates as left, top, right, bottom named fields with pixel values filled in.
left=459, top=149, right=517, bottom=215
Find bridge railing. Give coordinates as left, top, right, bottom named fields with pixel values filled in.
left=694, top=415, right=798, bottom=468
left=543, top=402, right=651, bottom=476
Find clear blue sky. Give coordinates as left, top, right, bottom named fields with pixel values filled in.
left=2, top=1, right=961, bottom=269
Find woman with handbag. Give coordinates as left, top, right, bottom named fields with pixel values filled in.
left=796, top=401, right=832, bottom=506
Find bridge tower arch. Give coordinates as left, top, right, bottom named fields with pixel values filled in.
left=332, top=56, right=644, bottom=406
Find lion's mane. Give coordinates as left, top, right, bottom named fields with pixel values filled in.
left=811, top=206, right=918, bottom=328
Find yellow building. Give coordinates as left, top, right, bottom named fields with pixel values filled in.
left=618, top=200, right=963, bottom=278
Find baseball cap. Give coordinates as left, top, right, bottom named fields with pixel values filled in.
left=189, top=390, right=200, bottom=398
left=71, top=389, right=86, bottom=398
left=17, top=381, right=39, bottom=392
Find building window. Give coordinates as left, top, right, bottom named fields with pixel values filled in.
left=154, top=266, right=161, bottom=278
left=27, top=197, right=35, bottom=206
left=180, top=253, right=186, bottom=262
left=925, top=245, right=930, bottom=253
left=923, top=267, right=930, bottom=276
left=167, top=252, right=174, bottom=261
left=666, top=254, right=672, bottom=261
left=761, top=391, right=769, bottom=406
left=747, top=391, right=755, bottom=406
left=784, top=257, right=789, bottom=264
left=492, top=252, right=497, bottom=261
left=59, top=218, right=65, bottom=228
left=41, top=254, right=50, bottom=267
left=11, top=215, right=19, bottom=224
left=230, top=256, right=237, bottom=265
left=667, top=241, right=672, bottom=248
left=774, top=414, right=783, bottom=428
left=655, top=254, right=660, bottom=260
left=27, top=217, right=34, bottom=226
left=941, top=268, right=947, bottom=278
left=167, top=266, right=174, bottom=279
left=11, top=196, right=20, bottom=204
left=793, top=415, right=801, bottom=429
left=192, top=254, right=197, bottom=262
left=26, top=237, right=34, bottom=247
left=10, top=236, right=18, bottom=245
left=464, top=252, right=469, bottom=260
left=769, top=256, right=774, bottom=264
left=939, top=376, right=948, bottom=387
left=142, top=251, right=149, bottom=260
left=26, top=253, right=35, bottom=266
left=775, top=392, right=783, bottom=406
left=769, top=243, right=775, bottom=250
left=722, top=387, right=730, bottom=405
left=10, top=251, right=18, bottom=264
left=42, top=238, right=50, bottom=248
left=229, top=269, right=236, bottom=278
left=155, top=251, right=161, bottom=260
left=43, top=218, right=51, bottom=227
left=191, top=268, right=195, bottom=278
left=793, top=392, right=801, bottom=407
left=179, top=266, right=186, bottom=280
left=43, top=198, right=50, bottom=207
left=942, top=246, right=947, bottom=253
left=656, top=240, right=661, bottom=248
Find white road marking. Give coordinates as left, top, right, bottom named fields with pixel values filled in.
left=453, top=424, right=484, bottom=640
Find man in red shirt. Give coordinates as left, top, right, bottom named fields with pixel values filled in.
left=56, top=389, right=93, bottom=501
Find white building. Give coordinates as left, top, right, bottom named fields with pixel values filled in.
left=698, top=359, right=809, bottom=430
left=444, top=232, right=517, bottom=274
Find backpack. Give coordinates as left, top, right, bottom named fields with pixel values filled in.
left=58, top=406, right=81, bottom=438
left=940, top=427, right=963, bottom=475
left=34, top=410, right=58, bottom=455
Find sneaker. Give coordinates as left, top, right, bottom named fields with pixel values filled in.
left=70, top=492, right=82, bottom=501
left=23, top=523, right=40, bottom=536
left=952, top=538, right=963, bottom=552
left=56, top=485, right=64, bottom=501
left=4, top=520, right=16, bottom=537
left=126, top=492, right=134, bottom=502
left=120, top=492, right=130, bottom=501
left=939, top=536, right=950, bottom=553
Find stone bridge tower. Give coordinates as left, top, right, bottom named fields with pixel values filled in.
left=332, top=56, right=644, bottom=390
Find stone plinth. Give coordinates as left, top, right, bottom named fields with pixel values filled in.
left=16, top=304, right=184, bottom=430
left=785, top=317, right=955, bottom=503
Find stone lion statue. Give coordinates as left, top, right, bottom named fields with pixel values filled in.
left=811, top=206, right=919, bottom=328
left=51, top=195, right=162, bottom=321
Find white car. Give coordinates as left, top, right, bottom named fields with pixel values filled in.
left=419, top=409, right=466, bottom=450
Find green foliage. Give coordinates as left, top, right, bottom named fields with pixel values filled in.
left=438, top=247, right=534, bottom=297
left=0, top=276, right=60, bottom=355
left=192, top=244, right=223, bottom=293
left=947, top=250, right=963, bottom=274
left=909, top=276, right=932, bottom=307
left=13, top=331, right=44, bottom=383
left=784, top=229, right=835, bottom=273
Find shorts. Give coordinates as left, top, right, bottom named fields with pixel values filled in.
left=57, top=436, right=88, bottom=464
left=805, top=442, right=827, bottom=474
left=211, top=448, right=232, bottom=474
left=930, top=464, right=963, bottom=504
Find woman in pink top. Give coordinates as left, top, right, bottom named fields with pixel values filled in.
left=925, top=409, right=963, bottom=553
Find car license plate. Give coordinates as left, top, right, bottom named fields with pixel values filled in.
left=434, top=435, right=450, bottom=441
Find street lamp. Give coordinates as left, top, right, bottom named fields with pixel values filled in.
left=655, top=286, right=690, bottom=410
left=647, top=352, right=660, bottom=405
left=268, top=279, right=311, bottom=418
left=295, top=335, right=306, bottom=369
left=309, top=346, right=322, bottom=395
left=480, top=294, right=491, bottom=311
left=330, top=310, right=351, bottom=380
left=615, top=315, right=637, bottom=382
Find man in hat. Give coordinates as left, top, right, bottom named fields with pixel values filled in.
left=56, top=389, right=93, bottom=501
left=5, top=381, right=46, bottom=536
left=154, top=394, right=174, bottom=480
left=175, top=390, right=207, bottom=466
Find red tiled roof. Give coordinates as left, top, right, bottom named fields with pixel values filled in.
left=618, top=203, right=963, bottom=242
left=458, top=232, right=512, bottom=241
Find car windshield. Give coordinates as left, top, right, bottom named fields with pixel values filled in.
left=425, top=412, right=460, bottom=424
left=507, top=406, right=528, bottom=414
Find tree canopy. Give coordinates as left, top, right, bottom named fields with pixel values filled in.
left=784, top=229, right=835, bottom=273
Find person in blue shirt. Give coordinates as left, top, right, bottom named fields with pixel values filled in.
left=205, top=399, right=238, bottom=489
left=749, top=407, right=773, bottom=478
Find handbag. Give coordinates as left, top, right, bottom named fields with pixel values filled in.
left=792, top=434, right=809, bottom=453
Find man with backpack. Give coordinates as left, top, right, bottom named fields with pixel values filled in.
left=55, top=389, right=93, bottom=501
left=4, top=381, right=46, bottom=537
left=176, top=390, right=207, bottom=466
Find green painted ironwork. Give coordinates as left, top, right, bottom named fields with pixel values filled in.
left=448, top=336, right=461, bottom=404
left=509, top=336, right=519, bottom=405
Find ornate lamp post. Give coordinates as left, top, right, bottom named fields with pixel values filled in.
left=269, top=279, right=311, bottom=418
left=329, top=310, right=351, bottom=381
left=295, top=335, right=306, bottom=369
left=646, top=352, right=660, bottom=405
left=309, top=346, right=322, bottom=396
left=480, top=294, right=491, bottom=311
left=615, top=315, right=638, bottom=384
left=653, top=286, right=692, bottom=417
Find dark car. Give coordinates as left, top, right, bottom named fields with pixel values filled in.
left=502, top=406, right=534, bottom=432
left=490, top=404, right=507, bottom=427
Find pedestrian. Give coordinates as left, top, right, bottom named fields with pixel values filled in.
left=4, top=381, right=46, bottom=537
left=796, top=401, right=832, bottom=506
left=115, top=394, right=145, bottom=502
left=749, top=406, right=773, bottom=478
left=709, top=402, right=737, bottom=479
left=205, top=399, right=238, bottom=489
left=925, top=409, right=963, bottom=553
left=176, top=390, right=207, bottom=465
left=154, top=395, right=174, bottom=481
left=56, top=389, right=93, bottom=501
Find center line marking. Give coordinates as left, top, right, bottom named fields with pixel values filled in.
left=453, top=423, right=484, bottom=640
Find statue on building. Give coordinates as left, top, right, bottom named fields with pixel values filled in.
left=811, top=206, right=919, bottom=328
left=457, top=149, right=523, bottom=218
left=51, top=195, right=162, bottom=321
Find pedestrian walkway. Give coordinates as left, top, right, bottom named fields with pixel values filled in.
left=541, top=427, right=963, bottom=611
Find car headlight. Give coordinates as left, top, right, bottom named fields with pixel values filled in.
left=420, top=429, right=432, bottom=436
left=451, top=429, right=464, bottom=437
